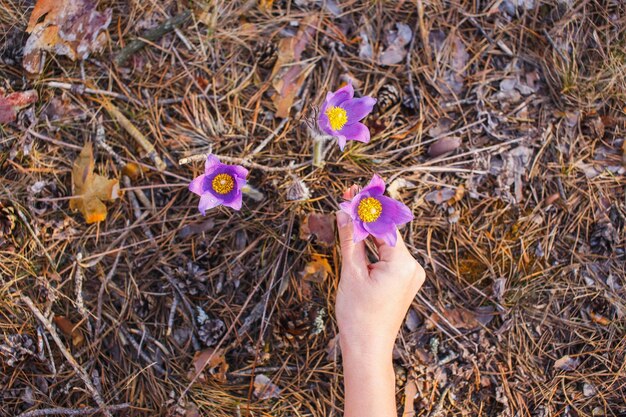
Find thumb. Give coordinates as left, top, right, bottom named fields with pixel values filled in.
left=336, top=211, right=368, bottom=271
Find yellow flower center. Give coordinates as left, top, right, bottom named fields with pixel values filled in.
left=325, top=106, right=348, bottom=131
left=211, top=173, right=235, bottom=195
left=357, top=197, right=383, bottom=223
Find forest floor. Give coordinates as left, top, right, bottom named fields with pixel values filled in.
left=1, top=1, right=625, bottom=416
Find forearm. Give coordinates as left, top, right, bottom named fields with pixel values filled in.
left=342, top=343, right=396, bottom=417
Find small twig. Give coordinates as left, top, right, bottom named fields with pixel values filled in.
left=114, top=10, right=192, bottom=66
left=46, top=81, right=142, bottom=106
left=117, top=325, right=166, bottom=375
left=249, top=118, right=290, bottom=156
left=100, top=98, right=166, bottom=171
left=74, top=252, right=92, bottom=336
left=21, top=296, right=113, bottom=417
left=542, top=28, right=568, bottom=63
left=95, top=245, right=123, bottom=337
left=17, top=404, right=130, bottom=417
left=178, top=153, right=306, bottom=172
left=166, top=295, right=179, bottom=337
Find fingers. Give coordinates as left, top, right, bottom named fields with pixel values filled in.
left=336, top=211, right=368, bottom=273
left=373, top=229, right=411, bottom=263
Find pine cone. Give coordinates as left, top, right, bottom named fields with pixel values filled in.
left=173, top=259, right=208, bottom=296
left=0, top=202, right=16, bottom=246
left=134, top=293, right=156, bottom=319
left=198, top=318, right=226, bottom=347
left=254, top=41, right=278, bottom=69
left=0, top=27, right=26, bottom=66
left=590, top=220, right=617, bottom=255
left=0, top=334, right=36, bottom=367
left=376, top=84, right=401, bottom=114
left=272, top=309, right=312, bottom=348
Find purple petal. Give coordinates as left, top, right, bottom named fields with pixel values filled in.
left=230, top=165, right=249, bottom=180
left=339, top=201, right=354, bottom=218
left=337, top=135, right=347, bottom=150
left=326, top=83, right=354, bottom=108
left=198, top=193, right=222, bottom=215
left=352, top=221, right=370, bottom=242
left=379, top=195, right=413, bottom=225
left=363, top=219, right=398, bottom=246
left=221, top=191, right=243, bottom=210
left=361, top=174, right=385, bottom=196
left=205, top=155, right=221, bottom=174
left=318, top=111, right=333, bottom=135
left=189, top=174, right=208, bottom=196
left=338, top=122, right=370, bottom=144
left=343, top=97, right=376, bottom=122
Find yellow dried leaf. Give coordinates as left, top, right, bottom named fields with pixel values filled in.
left=302, top=254, right=332, bottom=283
left=69, top=142, right=120, bottom=224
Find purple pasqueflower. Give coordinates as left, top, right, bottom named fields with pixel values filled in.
left=189, top=155, right=248, bottom=214
left=339, top=174, right=413, bottom=246
left=318, top=83, right=376, bottom=151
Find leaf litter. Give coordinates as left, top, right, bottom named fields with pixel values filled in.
left=23, top=0, right=112, bottom=73
left=69, top=142, right=121, bottom=224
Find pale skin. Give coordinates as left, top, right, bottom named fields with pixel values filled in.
left=335, top=210, right=425, bottom=417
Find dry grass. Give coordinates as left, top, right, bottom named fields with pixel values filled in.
left=1, top=0, right=625, bottom=416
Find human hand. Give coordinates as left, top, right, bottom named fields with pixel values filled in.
left=335, top=209, right=425, bottom=359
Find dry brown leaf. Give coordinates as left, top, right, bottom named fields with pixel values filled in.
left=253, top=374, right=281, bottom=400
left=23, top=0, right=112, bottom=73
left=299, top=213, right=335, bottom=246
left=192, top=348, right=228, bottom=383
left=69, top=142, right=121, bottom=224
left=428, top=136, right=462, bottom=157
left=271, top=16, right=318, bottom=118
left=554, top=355, right=580, bottom=371
left=402, top=379, right=418, bottom=417
left=53, top=315, right=84, bottom=347
left=424, top=188, right=456, bottom=205
left=301, top=254, right=332, bottom=283
left=0, top=90, right=38, bottom=123
left=589, top=310, right=611, bottom=326
left=429, top=306, right=494, bottom=331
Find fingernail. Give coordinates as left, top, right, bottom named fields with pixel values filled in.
left=336, top=211, right=351, bottom=227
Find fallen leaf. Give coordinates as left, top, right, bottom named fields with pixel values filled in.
left=387, top=178, right=415, bottom=200
left=405, top=308, right=421, bottom=332
left=23, top=0, right=112, bottom=73
left=177, top=219, right=216, bottom=239
left=69, top=142, right=121, bottom=224
left=44, top=94, right=85, bottom=121
left=402, top=379, right=418, bottom=417
left=428, top=306, right=494, bottom=331
left=192, top=348, right=228, bottom=383
left=0, top=90, right=38, bottom=124
left=301, top=254, right=332, bottom=283
left=259, top=0, right=274, bottom=12
left=424, top=188, right=456, bottom=205
left=253, top=374, right=281, bottom=400
left=554, top=355, right=580, bottom=371
left=299, top=213, right=335, bottom=246
left=271, top=16, right=318, bottom=117
left=589, top=310, right=610, bottom=326
left=428, top=136, right=462, bottom=157
left=379, top=23, right=412, bottom=66
left=53, top=315, right=84, bottom=347
left=325, top=334, right=340, bottom=362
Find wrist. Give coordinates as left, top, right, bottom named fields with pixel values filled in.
left=340, top=332, right=394, bottom=364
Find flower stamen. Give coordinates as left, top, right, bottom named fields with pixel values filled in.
left=357, top=197, right=382, bottom=223
left=325, top=106, right=348, bottom=131
left=211, top=173, right=235, bottom=195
